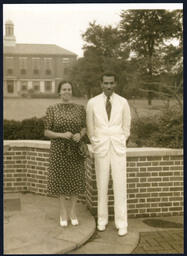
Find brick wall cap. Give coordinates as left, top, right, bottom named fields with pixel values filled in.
left=4, top=140, right=50, bottom=149
left=4, top=141, right=183, bottom=157
left=126, top=147, right=183, bottom=157
left=87, top=145, right=182, bottom=157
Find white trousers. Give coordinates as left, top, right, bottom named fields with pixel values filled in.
left=94, top=145, right=128, bottom=229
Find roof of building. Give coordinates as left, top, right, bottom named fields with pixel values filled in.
left=4, top=43, right=77, bottom=56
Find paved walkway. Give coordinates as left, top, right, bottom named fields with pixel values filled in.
left=4, top=193, right=95, bottom=254
left=132, top=230, right=183, bottom=254
left=68, top=216, right=184, bottom=254
left=4, top=192, right=184, bottom=254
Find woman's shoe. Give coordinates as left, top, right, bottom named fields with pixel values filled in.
left=60, top=217, right=68, bottom=227
left=70, top=218, right=79, bottom=226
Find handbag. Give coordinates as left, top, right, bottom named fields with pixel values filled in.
left=78, top=140, right=90, bottom=158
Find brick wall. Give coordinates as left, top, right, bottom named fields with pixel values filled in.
left=4, top=141, right=49, bottom=195
left=4, top=141, right=183, bottom=218
left=86, top=146, right=183, bottom=218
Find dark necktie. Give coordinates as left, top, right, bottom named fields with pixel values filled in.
left=106, top=96, right=112, bottom=120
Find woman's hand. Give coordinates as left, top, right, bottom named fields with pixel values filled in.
left=62, top=132, right=73, bottom=139
left=72, top=133, right=81, bottom=142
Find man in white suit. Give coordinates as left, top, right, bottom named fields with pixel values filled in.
left=86, top=72, right=131, bottom=236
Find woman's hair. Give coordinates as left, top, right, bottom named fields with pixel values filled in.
left=57, top=80, right=73, bottom=94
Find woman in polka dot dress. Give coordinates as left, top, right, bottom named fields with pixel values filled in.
left=44, top=81, right=86, bottom=227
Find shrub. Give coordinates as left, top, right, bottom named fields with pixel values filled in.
left=4, top=104, right=183, bottom=149
left=3, top=117, right=90, bottom=142
left=131, top=104, right=183, bottom=148
left=3, top=117, right=48, bottom=140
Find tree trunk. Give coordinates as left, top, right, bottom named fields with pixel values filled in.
left=147, top=53, right=153, bottom=106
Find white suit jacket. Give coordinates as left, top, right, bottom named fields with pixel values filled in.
left=86, top=92, right=131, bottom=157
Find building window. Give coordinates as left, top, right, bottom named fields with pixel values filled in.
left=6, top=26, right=13, bottom=36
left=20, top=69, right=26, bottom=74
left=6, top=57, right=14, bottom=75
left=7, top=69, right=13, bottom=75
left=32, top=58, right=40, bottom=75
left=44, top=58, right=53, bottom=75
left=62, top=57, right=70, bottom=64
left=45, top=69, right=52, bottom=75
left=32, top=81, right=40, bottom=92
left=19, top=57, right=28, bottom=74
left=44, top=81, right=52, bottom=92
left=64, top=67, right=69, bottom=75
left=33, top=69, right=39, bottom=75
left=20, top=81, right=28, bottom=91
left=7, top=80, right=14, bottom=93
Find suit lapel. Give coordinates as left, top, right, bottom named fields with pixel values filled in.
left=109, top=93, right=117, bottom=123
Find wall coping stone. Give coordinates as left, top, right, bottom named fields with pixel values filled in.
left=4, top=140, right=183, bottom=157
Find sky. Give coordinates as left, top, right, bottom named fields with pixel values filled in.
left=3, top=3, right=183, bottom=58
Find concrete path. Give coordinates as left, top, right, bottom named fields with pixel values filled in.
left=4, top=193, right=96, bottom=254
left=68, top=216, right=184, bottom=254
left=4, top=193, right=184, bottom=254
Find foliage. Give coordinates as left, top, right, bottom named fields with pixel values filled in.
left=3, top=117, right=47, bottom=140
left=119, top=9, right=183, bottom=105
left=4, top=103, right=183, bottom=149
left=131, top=104, right=183, bottom=148
left=69, top=10, right=182, bottom=102
left=70, top=47, right=103, bottom=98
left=3, top=117, right=90, bottom=143
left=69, top=22, right=131, bottom=98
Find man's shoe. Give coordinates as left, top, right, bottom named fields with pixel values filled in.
left=70, top=218, right=79, bottom=226
left=118, top=228, right=127, bottom=236
left=97, top=224, right=106, bottom=231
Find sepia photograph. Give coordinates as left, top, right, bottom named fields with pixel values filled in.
left=3, top=2, right=183, bottom=254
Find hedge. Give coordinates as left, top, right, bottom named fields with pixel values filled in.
left=3, top=105, right=183, bottom=148
left=130, top=105, right=183, bottom=148
left=3, top=117, right=47, bottom=140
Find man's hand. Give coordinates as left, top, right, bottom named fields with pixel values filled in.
left=126, top=137, right=130, bottom=146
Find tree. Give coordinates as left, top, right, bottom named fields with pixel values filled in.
left=70, top=47, right=103, bottom=98
left=82, top=21, right=123, bottom=58
left=119, top=9, right=182, bottom=105
left=70, top=22, right=131, bottom=98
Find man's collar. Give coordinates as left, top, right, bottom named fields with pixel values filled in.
left=102, top=92, right=114, bottom=100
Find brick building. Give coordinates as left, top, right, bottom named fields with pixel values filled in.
left=3, top=20, right=77, bottom=97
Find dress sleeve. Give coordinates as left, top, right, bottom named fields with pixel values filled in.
left=44, top=106, right=54, bottom=130
left=80, top=105, right=86, bottom=128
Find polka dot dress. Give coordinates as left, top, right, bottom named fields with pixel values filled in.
left=44, top=103, right=86, bottom=196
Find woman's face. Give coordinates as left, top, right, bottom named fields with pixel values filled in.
left=59, top=83, right=72, bottom=102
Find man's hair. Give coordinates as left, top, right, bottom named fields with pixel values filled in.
left=100, top=72, right=118, bottom=82
left=57, top=80, right=73, bottom=94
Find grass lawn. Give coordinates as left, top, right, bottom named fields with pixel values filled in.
left=3, top=97, right=176, bottom=121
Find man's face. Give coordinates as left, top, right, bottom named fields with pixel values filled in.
left=101, top=76, right=116, bottom=97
